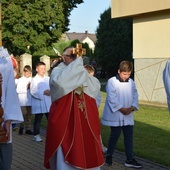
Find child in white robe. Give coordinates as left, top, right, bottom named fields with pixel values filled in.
left=16, top=65, right=33, bottom=135
left=30, top=61, right=51, bottom=142
left=102, top=61, right=142, bottom=168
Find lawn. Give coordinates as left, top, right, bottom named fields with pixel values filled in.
left=99, top=91, right=170, bottom=167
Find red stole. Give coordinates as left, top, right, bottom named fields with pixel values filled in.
left=44, top=92, right=104, bottom=169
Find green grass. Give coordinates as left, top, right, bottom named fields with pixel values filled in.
left=100, top=91, right=170, bottom=167
left=40, top=90, right=170, bottom=167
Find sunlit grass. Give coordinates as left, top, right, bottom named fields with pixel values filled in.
left=100, top=91, right=170, bottom=167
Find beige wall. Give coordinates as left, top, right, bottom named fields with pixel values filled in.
left=110, top=0, right=170, bottom=106
left=111, top=0, right=170, bottom=18
left=110, top=0, right=170, bottom=59
left=133, top=11, right=170, bottom=59
left=135, top=58, right=167, bottom=105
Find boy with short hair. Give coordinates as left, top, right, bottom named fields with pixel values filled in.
left=102, top=61, right=142, bottom=168
left=30, top=62, right=51, bottom=142
left=16, top=65, right=33, bottom=135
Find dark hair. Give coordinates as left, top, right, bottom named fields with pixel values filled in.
left=63, top=46, right=73, bottom=52
left=84, top=65, right=95, bottom=74
left=23, top=65, right=32, bottom=72
left=63, top=46, right=76, bottom=59
left=36, top=61, right=46, bottom=68
left=119, top=61, right=133, bottom=72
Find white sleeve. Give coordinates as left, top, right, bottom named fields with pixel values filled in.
left=106, top=78, right=122, bottom=112
left=0, top=48, right=23, bottom=122
left=96, top=92, right=101, bottom=108
left=16, top=78, right=27, bottom=94
left=30, top=77, right=44, bottom=100
left=131, top=80, right=139, bottom=110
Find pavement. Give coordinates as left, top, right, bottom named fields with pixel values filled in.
left=11, top=128, right=170, bottom=170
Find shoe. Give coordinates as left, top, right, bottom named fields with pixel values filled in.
left=13, top=125, right=19, bottom=131
left=19, top=127, right=23, bottom=135
left=124, top=158, right=143, bottom=169
left=102, top=146, right=108, bottom=155
left=25, top=130, right=33, bottom=135
left=33, top=134, right=42, bottom=142
left=105, top=155, right=113, bottom=166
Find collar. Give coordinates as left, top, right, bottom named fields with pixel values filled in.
left=115, top=74, right=129, bottom=82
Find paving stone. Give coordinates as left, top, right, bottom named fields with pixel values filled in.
left=11, top=129, right=170, bottom=170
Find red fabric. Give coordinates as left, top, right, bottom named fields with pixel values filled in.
left=44, top=92, right=104, bottom=169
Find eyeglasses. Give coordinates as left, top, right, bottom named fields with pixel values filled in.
left=62, top=53, right=70, bottom=57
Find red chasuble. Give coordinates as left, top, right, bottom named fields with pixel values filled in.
left=44, top=91, right=104, bottom=169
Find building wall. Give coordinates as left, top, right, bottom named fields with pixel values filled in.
left=65, top=34, right=70, bottom=41
left=133, top=11, right=170, bottom=106
left=82, top=37, right=95, bottom=51
left=111, top=0, right=170, bottom=18
left=110, top=0, right=170, bottom=106
left=135, top=58, right=167, bottom=106
left=133, top=11, right=170, bottom=59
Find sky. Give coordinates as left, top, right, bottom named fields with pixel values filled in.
left=68, top=0, right=111, bottom=33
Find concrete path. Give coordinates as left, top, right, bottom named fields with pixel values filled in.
left=11, top=129, right=169, bottom=170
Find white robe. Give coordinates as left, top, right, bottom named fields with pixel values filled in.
left=50, top=57, right=100, bottom=102
left=0, top=47, right=23, bottom=142
left=50, top=146, right=100, bottom=170
left=102, top=76, right=138, bottom=127
left=16, top=76, right=32, bottom=106
left=30, top=74, right=51, bottom=114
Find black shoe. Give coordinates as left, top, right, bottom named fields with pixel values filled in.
left=25, top=130, right=33, bottom=135
left=105, top=155, right=113, bottom=166
left=13, top=124, right=19, bottom=131
left=19, top=127, right=23, bottom=135
left=124, top=158, right=143, bottom=169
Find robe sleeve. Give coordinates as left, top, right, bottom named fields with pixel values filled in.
left=106, top=78, right=123, bottom=112
left=16, top=77, right=27, bottom=94
left=30, top=76, right=44, bottom=100
left=50, top=57, right=90, bottom=101
left=0, top=47, right=23, bottom=123
left=96, top=92, right=101, bottom=108
left=131, top=79, right=139, bottom=110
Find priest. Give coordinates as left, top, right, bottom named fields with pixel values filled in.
left=44, top=46, right=104, bottom=170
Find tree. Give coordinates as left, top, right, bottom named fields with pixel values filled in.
left=1, top=0, right=83, bottom=55
left=94, top=8, right=133, bottom=78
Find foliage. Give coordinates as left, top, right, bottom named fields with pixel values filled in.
left=1, top=0, right=84, bottom=55
left=94, top=8, right=133, bottom=78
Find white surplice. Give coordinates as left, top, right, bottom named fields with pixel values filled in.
left=30, top=74, right=51, bottom=114
left=102, top=76, right=138, bottom=127
left=16, top=76, right=32, bottom=106
left=50, top=57, right=100, bottom=102
left=0, top=46, right=23, bottom=142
